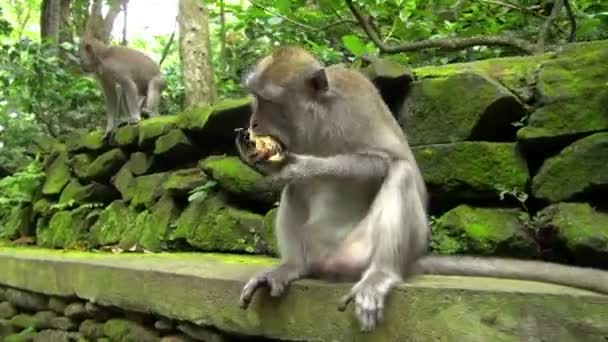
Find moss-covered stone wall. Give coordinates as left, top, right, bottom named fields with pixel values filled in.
left=1, top=40, right=608, bottom=271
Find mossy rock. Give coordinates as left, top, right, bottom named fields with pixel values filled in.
left=399, top=72, right=526, bottom=146
left=0, top=205, right=34, bottom=240
left=41, top=152, right=70, bottom=195
left=431, top=205, right=537, bottom=257
left=138, top=115, right=179, bottom=146
left=111, top=124, right=139, bottom=146
left=359, top=57, right=413, bottom=115
left=413, top=142, right=529, bottom=200
left=3, top=328, right=36, bottom=342
left=37, top=207, right=99, bottom=249
left=88, top=200, right=138, bottom=247
left=162, top=168, right=208, bottom=197
left=199, top=156, right=277, bottom=204
left=517, top=41, right=608, bottom=143
left=177, top=97, right=251, bottom=138
left=71, top=153, right=93, bottom=179
left=130, top=172, right=170, bottom=208
left=66, top=129, right=106, bottom=153
left=170, top=195, right=271, bottom=254
left=33, top=198, right=53, bottom=215
left=103, top=318, right=159, bottom=342
left=85, top=148, right=127, bottom=181
left=119, top=195, right=180, bottom=252
left=111, top=165, right=135, bottom=201
left=531, top=132, right=608, bottom=202
left=58, top=179, right=117, bottom=205
left=153, top=129, right=195, bottom=156
left=263, top=208, right=279, bottom=256
left=125, top=152, right=155, bottom=176
left=0, top=319, right=15, bottom=338
left=538, top=202, right=608, bottom=268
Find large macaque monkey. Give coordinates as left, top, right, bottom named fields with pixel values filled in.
left=78, top=33, right=166, bottom=138
left=235, top=46, right=608, bottom=332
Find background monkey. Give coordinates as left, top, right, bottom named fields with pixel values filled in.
left=78, top=33, right=166, bottom=138
left=235, top=46, right=608, bottom=332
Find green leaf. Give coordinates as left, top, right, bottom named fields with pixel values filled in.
left=341, top=35, right=367, bottom=57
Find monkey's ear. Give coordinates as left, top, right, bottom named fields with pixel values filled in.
left=307, top=68, right=329, bottom=93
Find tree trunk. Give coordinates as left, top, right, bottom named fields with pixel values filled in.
left=59, top=0, right=73, bottom=45
left=40, top=0, right=61, bottom=46
left=178, top=0, right=216, bottom=107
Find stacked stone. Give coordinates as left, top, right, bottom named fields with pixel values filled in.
left=0, top=286, right=246, bottom=341
left=1, top=40, right=607, bottom=270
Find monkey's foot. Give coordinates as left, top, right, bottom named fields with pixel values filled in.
left=238, top=264, right=301, bottom=309
left=338, top=271, right=399, bottom=332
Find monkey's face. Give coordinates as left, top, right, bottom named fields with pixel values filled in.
left=78, top=41, right=96, bottom=73
left=247, top=94, right=296, bottom=150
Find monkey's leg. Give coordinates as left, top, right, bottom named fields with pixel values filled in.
left=143, top=75, right=164, bottom=117
left=100, top=79, right=120, bottom=141
left=119, top=78, right=142, bottom=125
left=239, top=185, right=309, bottom=308
left=338, top=160, right=428, bottom=332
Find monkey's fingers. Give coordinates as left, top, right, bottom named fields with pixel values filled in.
left=239, top=276, right=269, bottom=309
left=337, top=291, right=355, bottom=311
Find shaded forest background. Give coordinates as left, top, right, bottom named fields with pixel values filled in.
left=0, top=0, right=607, bottom=196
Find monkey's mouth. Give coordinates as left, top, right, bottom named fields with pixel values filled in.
left=235, top=127, right=285, bottom=162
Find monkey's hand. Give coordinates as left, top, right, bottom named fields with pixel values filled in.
left=239, top=263, right=304, bottom=309
left=337, top=270, right=400, bottom=332
left=235, top=128, right=287, bottom=174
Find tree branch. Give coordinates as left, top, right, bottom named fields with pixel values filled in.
left=563, top=0, right=576, bottom=42
left=345, top=0, right=535, bottom=54
left=158, top=16, right=177, bottom=67
left=537, top=0, right=564, bottom=52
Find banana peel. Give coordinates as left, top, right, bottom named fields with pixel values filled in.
left=247, top=129, right=285, bottom=162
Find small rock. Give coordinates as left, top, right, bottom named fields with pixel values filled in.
left=103, top=318, right=159, bottom=342
left=78, top=319, right=106, bottom=339
left=49, top=317, right=77, bottom=331
left=10, top=313, right=38, bottom=329
left=33, top=311, right=56, bottom=329
left=0, top=319, right=15, bottom=338
left=47, top=297, right=68, bottom=314
left=5, top=289, right=48, bottom=311
left=32, top=329, right=82, bottom=342
left=0, top=302, right=17, bottom=319
left=177, top=323, right=226, bottom=342
left=154, top=318, right=174, bottom=332
left=64, top=303, right=88, bottom=321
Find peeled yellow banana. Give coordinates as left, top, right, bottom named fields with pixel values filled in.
left=248, top=129, right=284, bottom=162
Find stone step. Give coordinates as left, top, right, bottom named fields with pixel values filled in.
left=0, top=244, right=607, bottom=341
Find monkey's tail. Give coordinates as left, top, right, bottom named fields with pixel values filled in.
left=414, top=255, right=608, bottom=295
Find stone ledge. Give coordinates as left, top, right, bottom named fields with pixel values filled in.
left=0, top=245, right=607, bottom=341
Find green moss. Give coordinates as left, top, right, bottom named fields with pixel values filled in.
left=112, top=165, right=135, bottom=201
left=0, top=205, right=33, bottom=240
left=66, top=129, right=106, bottom=152
left=130, top=172, right=169, bottom=208
left=263, top=208, right=279, bottom=256
left=161, top=168, right=208, bottom=197
left=531, top=132, right=608, bottom=202
left=177, top=97, right=251, bottom=131
left=71, top=153, right=93, bottom=179
left=432, top=205, right=537, bottom=257
left=85, top=148, right=127, bottom=181
left=170, top=195, right=269, bottom=254
left=33, top=198, right=53, bottom=215
left=37, top=207, right=98, bottom=248
left=89, top=201, right=138, bottom=247
left=413, top=142, right=529, bottom=200
left=539, top=203, right=608, bottom=264
left=3, top=328, right=36, bottom=342
left=199, top=156, right=277, bottom=204
left=120, top=195, right=179, bottom=252
left=137, top=115, right=179, bottom=146
left=517, top=42, right=608, bottom=142
left=41, top=152, right=70, bottom=195
left=400, top=72, right=525, bottom=145
left=153, top=128, right=193, bottom=155
left=111, top=124, right=139, bottom=146
left=125, top=152, right=154, bottom=176
left=58, top=179, right=115, bottom=205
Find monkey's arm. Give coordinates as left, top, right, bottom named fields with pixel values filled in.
left=270, top=150, right=392, bottom=183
